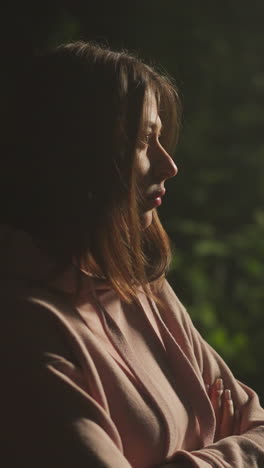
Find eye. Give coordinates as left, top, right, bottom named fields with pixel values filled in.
left=137, top=130, right=162, bottom=149
left=142, top=133, right=152, bottom=145
left=143, top=133, right=152, bottom=145
left=137, top=133, right=152, bottom=148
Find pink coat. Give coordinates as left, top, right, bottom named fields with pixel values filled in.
left=1, top=227, right=264, bottom=467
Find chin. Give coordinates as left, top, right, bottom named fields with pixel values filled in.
left=141, top=210, right=153, bottom=230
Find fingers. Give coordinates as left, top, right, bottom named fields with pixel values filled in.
left=219, top=388, right=234, bottom=439
left=210, top=378, right=224, bottom=431
left=209, top=378, right=224, bottom=437
left=233, top=408, right=241, bottom=435
left=210, top=378, right=224, bottom=407
left=206, top=378, right=238, bottom=440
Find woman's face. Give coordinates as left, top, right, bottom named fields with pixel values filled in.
left=136, top=93, right=178, bottom=229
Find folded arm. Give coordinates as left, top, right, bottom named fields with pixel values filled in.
left=158, top=281, right=264, bottom=467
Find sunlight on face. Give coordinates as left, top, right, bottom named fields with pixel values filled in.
left=136, top=92, right=178, bottom=229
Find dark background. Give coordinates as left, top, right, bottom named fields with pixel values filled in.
left=2, top=1, right=264, bottom=402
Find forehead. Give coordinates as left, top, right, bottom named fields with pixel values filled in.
left=142, top=91, right=161, bottom=129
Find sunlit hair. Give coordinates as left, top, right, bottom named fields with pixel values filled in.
left=1, top=41, right=181, bottom=302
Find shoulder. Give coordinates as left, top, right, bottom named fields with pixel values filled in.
left=0, top=281, right=88, bottom=363
left=0, top=281, right=74, bottom=327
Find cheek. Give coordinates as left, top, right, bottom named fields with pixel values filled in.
left=136, top=150, right=151, bottom=178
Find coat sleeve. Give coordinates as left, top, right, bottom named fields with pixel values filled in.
left=0, top=296, right=132, bottom=468
left=158, top=280, right=264, bottom=468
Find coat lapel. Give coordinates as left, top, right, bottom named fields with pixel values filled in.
left=144, top=294, right=215, bottom=447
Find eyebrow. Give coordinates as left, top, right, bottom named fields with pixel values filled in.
left=144, top=120, right=163, bottom=131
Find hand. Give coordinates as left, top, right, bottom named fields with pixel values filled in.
left=206, top=378, right=240, bottom=440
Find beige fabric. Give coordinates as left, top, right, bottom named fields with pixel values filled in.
left=1, top=227, right=264, bottom=467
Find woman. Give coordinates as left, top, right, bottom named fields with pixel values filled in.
left=0, top=41, right=263, bottom=467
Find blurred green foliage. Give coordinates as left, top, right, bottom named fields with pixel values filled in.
left=4, top=1, right=264, bottom=402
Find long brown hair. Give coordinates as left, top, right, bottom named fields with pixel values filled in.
left=1, top=41, right=181, bottom=302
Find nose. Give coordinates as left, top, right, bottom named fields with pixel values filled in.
left=155, top=143, right=178, bottom=180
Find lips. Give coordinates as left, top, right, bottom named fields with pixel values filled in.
left=146, top=188, right=166, bottom=208
left=147, top=188, right=166, bottom=200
